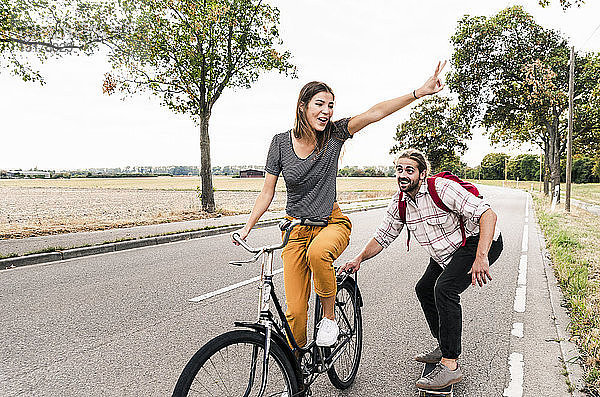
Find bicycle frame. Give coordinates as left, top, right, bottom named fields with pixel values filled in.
left=231, top=220, right=362, bottom=396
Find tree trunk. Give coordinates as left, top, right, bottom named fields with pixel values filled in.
left=199, top=112, right=216, bottom=213
left=543, top=142, right=549, bottom=196
left=550, top=151, right=561, bottom=203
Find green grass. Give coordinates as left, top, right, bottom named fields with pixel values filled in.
left=533, top=193, right=600, bottom=393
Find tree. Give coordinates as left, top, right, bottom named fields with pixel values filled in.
left=561, top=155, right=599, bottom=183
left=1, top=0, right=119, bottom=83
left=508, top=154, right=540, bottom=181
left=538, top=0, right=585, bottom=9
left=102, top=0, right=295, bottom=212
left=573, top=54, right=600, bottom=158
left=593, top=158, right=600, bottom=179
left=448, top=6, right=598, bottom=200
left=463, top=165, right=480, bottom=180
left=363, top=166, right=385, bottom=177
left=438, top=153, right=464, bottom=175
left=480, top=153, right=509, bottom=180
left=571, top=156, right=598, bottom=183
left=390, top=96, right=471, bottom=174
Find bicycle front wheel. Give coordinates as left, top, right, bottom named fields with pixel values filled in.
left=316, top=280, right=363, bottom=389
left=172, top=329, right=300, bottom=397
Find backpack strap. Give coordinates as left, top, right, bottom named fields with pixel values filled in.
left=426, top=177, right=449, bottom=211
left=426, top=177, right=467, bottom=247
left=397, top=191, right=411, bottom=251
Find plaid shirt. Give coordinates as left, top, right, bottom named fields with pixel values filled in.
left=374, top=178, right=492, bottom=268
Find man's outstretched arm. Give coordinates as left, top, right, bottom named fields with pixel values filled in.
left=338, top=238, right=384, bottom=274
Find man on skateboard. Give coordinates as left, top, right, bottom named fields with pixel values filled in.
left=339, top=148, right=503, bottom=391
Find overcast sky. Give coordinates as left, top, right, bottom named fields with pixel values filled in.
left=1, top=0, right=599, bottom=170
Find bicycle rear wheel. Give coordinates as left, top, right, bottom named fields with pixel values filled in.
left=315, top=280, right=363, bottom=389
left=172, top=329, right=300, bottom=397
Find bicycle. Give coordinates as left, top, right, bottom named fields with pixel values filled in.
left=172, top=218, right=364, bottom=397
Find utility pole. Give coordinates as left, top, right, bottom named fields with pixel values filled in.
left=539, top=151, right=543, bottom=193
left=504, top=157, right=508, bottom=187
left=566, top=46, right=574, bottom=212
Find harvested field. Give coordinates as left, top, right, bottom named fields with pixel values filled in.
left=1, top=177, right=396, bottom=239
left=1, top=187, right=274, bottom=239
left=0, top=176, right=399, bottom=192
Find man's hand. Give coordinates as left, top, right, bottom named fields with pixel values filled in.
left=469, top=255, right=492, bottom=287
left=415, top=60, right=446, bottom=98
left=338, top=257, right=362, bottom=275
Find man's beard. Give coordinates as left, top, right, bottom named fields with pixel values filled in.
left=397, top=177, right=420, bottom=193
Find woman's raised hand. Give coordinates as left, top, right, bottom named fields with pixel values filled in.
left=416, top=60, right=446, bottom=98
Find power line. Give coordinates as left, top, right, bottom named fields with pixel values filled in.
left=582, top=21, right=600, bottom=46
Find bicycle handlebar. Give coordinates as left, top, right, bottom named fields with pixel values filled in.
left=230, top=218, right=328, bottom=264
left=231, top=232, right=261, bottom=253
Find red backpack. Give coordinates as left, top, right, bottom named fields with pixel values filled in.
left=398, top=171, right=481, bottom=250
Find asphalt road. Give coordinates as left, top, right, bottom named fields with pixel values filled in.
left=0, top=185, right=571, bottom=396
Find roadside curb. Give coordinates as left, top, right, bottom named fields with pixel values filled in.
left=1, top=204, right=387, bottom=270
left=571, top=198, right=600, bottom=216
left=531, top=195, right=587, bottom=396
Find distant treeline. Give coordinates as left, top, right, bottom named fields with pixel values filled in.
left=460, top=153, right=600, bottom=183
left=337, top=166, right=395, bottom=177
left=81, top=173, right=172, bottom=178
left=3, top=154, right=599, bottom=183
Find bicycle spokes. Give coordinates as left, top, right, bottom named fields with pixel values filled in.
left=184, top=341, right=289, bottom=396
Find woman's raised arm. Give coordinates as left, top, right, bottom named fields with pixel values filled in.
left=347, top=61, right=446, bottom=136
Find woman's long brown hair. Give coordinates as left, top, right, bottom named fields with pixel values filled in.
left=293, top=81, right=335, bottom=156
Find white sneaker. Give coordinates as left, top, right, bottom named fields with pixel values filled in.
left=315, top=317, right=339, bottom=347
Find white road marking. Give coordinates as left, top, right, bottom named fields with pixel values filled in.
left=504, top=198, right=529, bottom=396
left=517, top=254, right=528, bottom=285
left=503, top=352, right=524, bottom=396
left=514, top=286, right=527, bottom=312
left=521, top=225, right=528, bottom=252
left=189, top=268, right=284, bottom=303
left=514, top=252, right=528, bottom=311
left=511, top=323, right=524, bottom=338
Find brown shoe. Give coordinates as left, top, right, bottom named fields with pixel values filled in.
left=416, top=362, right=463, bottom=390
left=414, top=346, right=442, bottom=364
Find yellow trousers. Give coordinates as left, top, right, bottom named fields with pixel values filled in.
left=281, top=205, right=352, bottom=347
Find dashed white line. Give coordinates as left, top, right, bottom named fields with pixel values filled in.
left=511, top=322, right=524, bottom=338
left=521, top=225, right=528, bottom=252
left=189, top=268, right=284, bottom=302
left=505, top=198, right=530, bottom=396
left=517, top=254, right=528, bottom=286
left=514, top=285, right=527, bottom=313
left=503, top=352, right=524, bottom=396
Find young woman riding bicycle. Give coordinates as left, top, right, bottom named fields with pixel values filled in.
left=235, top=61, right=446, bottom=350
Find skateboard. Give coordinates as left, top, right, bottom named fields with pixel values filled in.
left=417, top=362, right=453, bottom=396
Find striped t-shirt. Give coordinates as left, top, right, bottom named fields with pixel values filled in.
left=265, top=118, right=352, bottom=220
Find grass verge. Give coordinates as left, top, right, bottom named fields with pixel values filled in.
left=533, top=192, right=600, bottom=394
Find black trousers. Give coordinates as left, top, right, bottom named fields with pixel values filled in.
left=415, top=234, right=503, bottom=359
